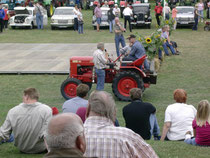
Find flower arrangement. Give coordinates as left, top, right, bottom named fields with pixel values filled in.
left=158, top=16, right=175, bottom=34
left=137, top=30, right=164, bottom=60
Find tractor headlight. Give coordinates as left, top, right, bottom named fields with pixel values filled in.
left=145, top=15, right=148, bottom=18
left=134, top=15, right=137, bottom=18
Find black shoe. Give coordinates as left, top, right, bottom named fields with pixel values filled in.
left=154, top=136, right=161, bottom=140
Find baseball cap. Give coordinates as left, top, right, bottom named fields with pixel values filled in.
left=127, top=34, right=136, bottom=39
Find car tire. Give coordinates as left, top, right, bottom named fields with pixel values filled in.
left=147, top=24, right=151, bottom=29
left=11, top=26, right=15, bottom=29
left=30, top=23, right=34, bottom=29
left=51, top=26, right=55, bottom=30
left=93, top=26, right=96, bottom=30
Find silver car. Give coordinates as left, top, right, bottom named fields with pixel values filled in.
left=176, top=6, right=195, bottom=27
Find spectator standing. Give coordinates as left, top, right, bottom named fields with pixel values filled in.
left=123, top=88, right=160, bottom=140
left=93, top=43, right=108, bottom=90
left=0, top=5, right=5, bottom=33
left=123, top=5, right=133, bottom=32
left=114, top=17, right=126, bottom=57
left=207, top=0, right=210, bottom=19
left=172, top=5, right=177, bottom=30
left=160, top=89, right=197, bottom=141
left=184, top=100, right=210, bottom=146
left=163, top=3, right=171, bottom=20
left=62, top=84, right=89, bottom=113
left=197, top=0, right=204, bottom=22
left=108, top=6, right=115, bottom=33
left=102, top=1, right=109, bottom=7
left=113, top=4, right=120, bottom=17
left=78, top=7, right=84, bottom=34
left=84, top=91, right=158, bottom=158
left=0, top=88, right=52, bottom=153
left=35, top=2, right=44, bottom=29
left=44, top=113, right=86, bottom=158
left=73, top=5, right=79, bottom=31
left=122, top=34, right=150, bottom=71
left=192, top=4, right=201, bottom=31
left=154, top=2, right=163, bottom=26
left=3, top=5, right=9, bottom=29
left=94, top=3, right=102, bottom=32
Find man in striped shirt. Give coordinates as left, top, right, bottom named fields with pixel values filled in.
left=84, top=91, right=159, bottom=158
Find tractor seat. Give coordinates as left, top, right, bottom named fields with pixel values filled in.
left=121, top=55, right=146, bottom=67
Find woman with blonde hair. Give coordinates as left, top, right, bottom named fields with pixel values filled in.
left=184, top=100, right=210, bottom=146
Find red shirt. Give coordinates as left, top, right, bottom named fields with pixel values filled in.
left=193, top=119, right=210, bottom=146
left=3, top=9, right=8, bottom=20
left=154, top=6, right=163, bottom=14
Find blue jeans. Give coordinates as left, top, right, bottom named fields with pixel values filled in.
left=198, top=10, right=203, bottom=21
left=115, top=35, right=126, bottom=57
left=109, top=20, right=115, bottom=33
left=163, top=41, right=176, bottom=55
left=149, top=114, right=160, bottom=138
left=95, top=69, right=105, bottom=90
left=78, top=23, right=83, bottom=34
left=36, top=13, right=43, bottom=29
left=192, top=18, right=198, bottom=30
left=0, top=134, right=14, bottom=144
left=165, top=13, right=169, bottom=20
left=96, top=17, right=101, bottom=25
left=184, top=138, right=198, bottom=146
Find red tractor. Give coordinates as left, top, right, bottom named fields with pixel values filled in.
left=60, top=55, right=157, bottom=101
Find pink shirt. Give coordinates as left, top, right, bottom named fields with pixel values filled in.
left=172, top=8, right=177, bottom=18
left=197, top=3, right=204, bottom=11
left=193, top=119, right=210, bottom=146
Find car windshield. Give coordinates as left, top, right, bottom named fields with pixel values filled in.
left=54, top=9, right=74, bottom=15
left=133, top=6, right=148, bottom=13
left=15, top=9, right=31, bottom=15
left=177, top=8, right=194, bottom=14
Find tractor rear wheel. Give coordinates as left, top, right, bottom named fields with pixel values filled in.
left=60, top=78, right=81, bottom=100
left=112, top=71, right=144, bottom=101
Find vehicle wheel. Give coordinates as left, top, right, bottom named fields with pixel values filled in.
left=112, top=71, right=144, bottom=101
left=60, top=78, right=82, bottom=100
left=51, top=26, right=55, bottom=30
left=147, top=24, right=151, bottom=29
left=204, top=26, right=209, bottom=31
left=11, top=26, right=15, bottom=29
left=30, top=23, right=34, bottom=29
left=93, top=26, right=96, bottom=30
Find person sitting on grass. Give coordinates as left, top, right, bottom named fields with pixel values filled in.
left=62, top=84, right=89, bottom=113
left=160, top=89, right=197, bottom=141
left=44, top=113, right=86, bottom=158
left=0, top=88, right=52, bottom=153
left=184, top=100, right=210, bottom=146
left=123, top=88, right=161, bottom=140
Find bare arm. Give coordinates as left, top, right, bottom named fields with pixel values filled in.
left=193, top=129, right=196, bottom=137
left=160, top=122, right=171, bottom=141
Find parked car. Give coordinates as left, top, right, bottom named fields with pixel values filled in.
left=176, top=6, right=195, bottom=27
left=92, top=7, right=109, bottom=29
left=131, top=3, right=152, bottom=29
left=9, top=7, right=48, bottom=29
left=51, top=7, right=75, bottom=30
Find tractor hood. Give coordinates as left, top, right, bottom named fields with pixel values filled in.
left=14, top=7, right=30, bottom=15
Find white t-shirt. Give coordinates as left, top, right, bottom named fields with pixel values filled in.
left=123, top=7, right=132, bottom=16
left=73, top=8, right=79, bottom=18
left=113, top=7, right=120, bottom=16
left=164, top=6, right=171, bottom=14
left=164, top=103, right=197, bottom=140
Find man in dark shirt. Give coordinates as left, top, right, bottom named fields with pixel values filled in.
left=123, top=88, right=160, bottom=140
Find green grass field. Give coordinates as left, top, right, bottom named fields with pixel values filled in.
left=0, top=2, right=210, bottom=158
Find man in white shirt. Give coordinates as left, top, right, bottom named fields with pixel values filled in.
left=113, top=4, right=120, bottom=17
left=123, top=5, right=133, bottom=32
left=0, top=88, right=52, bottom=153
left=163, top=3, right=171, bottom=20
left=160, top=89, right=197, bottom=141
left=93, top=43, right=108, bottom=90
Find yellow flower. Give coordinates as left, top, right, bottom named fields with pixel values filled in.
left=163, top=39, right=167, bottom=43
left=145, top=38, right=152, bottom=44
left=138, top=37, right=142, bottom=41
left=155, top=34, right=160, bottom=38
left=165, top=20, right=169, bottom=24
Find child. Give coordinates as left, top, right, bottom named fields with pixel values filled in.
left=184, top=100, right=210, bottom=146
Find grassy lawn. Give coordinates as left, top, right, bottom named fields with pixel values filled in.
left=1, top=2, right=210, bottom=158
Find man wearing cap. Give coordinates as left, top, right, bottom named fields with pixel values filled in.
left=122, top=34, right=150, bottom=71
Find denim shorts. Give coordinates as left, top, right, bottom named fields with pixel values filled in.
left=96, top=17, right=101, bottom=24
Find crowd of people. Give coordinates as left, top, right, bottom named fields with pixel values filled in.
left=0, top=86, right=210, bottom=157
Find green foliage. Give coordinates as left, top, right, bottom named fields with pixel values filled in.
left=158, top=16, right=175, bottom=34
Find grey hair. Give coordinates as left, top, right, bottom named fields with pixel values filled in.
left=97, top=43, right=104, bottom=50
left=89, top=91, right=116, bottom=122
left=46, top=122, right=84, bottom=149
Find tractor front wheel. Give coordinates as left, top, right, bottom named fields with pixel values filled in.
left=60, top=78, right=81, bottom=100
left=112, top=71, right=144, bottom=101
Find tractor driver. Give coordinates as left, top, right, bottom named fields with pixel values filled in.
left=122, top=34, right=150, bottom=71
left=93, top=42, right=109, bottom=91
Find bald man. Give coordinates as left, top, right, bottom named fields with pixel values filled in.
left=44, top=113, right=86, bottom=158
